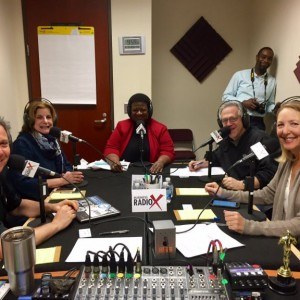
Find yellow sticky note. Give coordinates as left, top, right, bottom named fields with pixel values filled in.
left=36, top=246, right=61, bottom=264
left=176, top=188, right=209, bottom=196
left=49, top=190, right=85, bottom=201
left=174, top=209, right=217, bottom=221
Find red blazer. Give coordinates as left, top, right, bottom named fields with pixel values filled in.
left=104, top=118, right=175, bottom=163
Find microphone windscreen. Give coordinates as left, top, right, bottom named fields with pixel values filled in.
left=7, top=154, right=26, bottom=171
left=135, top=120, right=145, bottom=127
left=220, top=126, right=231, bottom=137
left=49, top=126, right=61, bottom=138
left=263, top=138, right=281, bottom=157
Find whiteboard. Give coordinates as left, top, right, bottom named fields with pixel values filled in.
left=38, top=26, right=97, bottom=105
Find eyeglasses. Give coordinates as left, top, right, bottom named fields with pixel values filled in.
left=221, top=116, right=239, bottom=124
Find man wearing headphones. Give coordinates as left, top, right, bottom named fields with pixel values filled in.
left=8, top=99, right=84, bottom=201
left=0, top=117, right=78, bottom=259
left=222, top=47, right=277, bottom=130
left=189, top=101, right=279, bottom=191
left=104, top=93, right=175, bottom=173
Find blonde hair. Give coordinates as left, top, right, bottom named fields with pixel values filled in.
left=276, top=99, right=300, bottom=163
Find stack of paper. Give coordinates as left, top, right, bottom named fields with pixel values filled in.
left=88, top=159, right=130, bottom=171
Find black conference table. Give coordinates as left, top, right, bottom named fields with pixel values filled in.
left=14, top=163, right=300, bottom=273
left=2, top=164, right=300, bottom=299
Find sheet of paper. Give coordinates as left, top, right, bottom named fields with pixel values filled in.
left=170, top=167, right=225, bottom=177
left=87, top=159, right=130, bottom=171
left=36, top=246, right=61, bottom=264
left=175, top=223, right=244, bottom=258
left=0, top=281, right=10, bottom=299
left=174, top=209, right=217, bottom=221
left=76, top=158, right=89, bottom=170
left=176, top=188, right=208, bottom=196
left=66, top=237, right=143, bottom=262
left=182, top=204, right=193, bottom=210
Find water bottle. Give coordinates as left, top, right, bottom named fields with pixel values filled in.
left=165, top=177, right=174, bottom=200
left=133, top=182, right=141, bottom=190
left=163, top=179, right=173, bottom=203
left=1, top=227, right=36, bottom=296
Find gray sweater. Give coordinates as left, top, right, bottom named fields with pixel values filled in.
left=221, top=161, right=300, bottom=237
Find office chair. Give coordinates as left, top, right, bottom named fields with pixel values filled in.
left=168, top=129, right=196, bottom=161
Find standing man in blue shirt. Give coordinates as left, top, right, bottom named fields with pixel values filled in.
left=222, top=47, right=277, bottom=130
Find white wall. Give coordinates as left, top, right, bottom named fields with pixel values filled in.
left=0, top=0, right=28, bottom=140
left=1, top=0, right=300, bottom=152
left=250, top=0, right=300, bottom=100
left=111, top=0, right=152, bottom=125
left=152, top=0, right=300, bottom=158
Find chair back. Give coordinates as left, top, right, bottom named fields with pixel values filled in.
left=168, top=129, right=196, bottom=161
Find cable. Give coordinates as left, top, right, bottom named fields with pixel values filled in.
left=60, top=174, right=92, bottom=226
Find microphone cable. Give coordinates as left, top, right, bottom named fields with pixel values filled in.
left=59, top=175, right=93, bottom=227
left=175, top=192, right=219, bottom=235
left=92, top=216, right=153, bottom=266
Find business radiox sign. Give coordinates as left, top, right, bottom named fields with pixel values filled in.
left=131, top=175, right=167, bottom=212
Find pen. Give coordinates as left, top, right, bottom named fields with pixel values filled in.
left=99, top=230, right=130, bottom=236
left=193, top=161, right=204, bottom=168
left=203, top=222, right=227, bottom=226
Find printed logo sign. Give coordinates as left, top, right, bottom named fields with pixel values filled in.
left=60, top=130, right=72, bottom=143
left=210, top=130, right=223, bottom=144
left=22, top=160, right=39, bottom=178
left=131, top=175, right=167, bottom=212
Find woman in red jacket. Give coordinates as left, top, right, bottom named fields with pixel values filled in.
left=104, top=93, right=175, bottom=173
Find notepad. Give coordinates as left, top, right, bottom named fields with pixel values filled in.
left=49, top=190, right=86, bottom=202
left=176, top=188, right=209, bottom=196
left=174, top=209, right=217, bottom=221
left=36, top=246, right=61, bottom=264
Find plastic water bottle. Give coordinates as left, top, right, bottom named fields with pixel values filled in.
left=133, top=182, right=141, bottom=190
left=162, top=182, right=169, bottom=202
left=166, top=177, right=174, bottom=196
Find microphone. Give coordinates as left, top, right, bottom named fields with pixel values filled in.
left=8, top=154, right=61, bottom=178
left=228, top=139, right=281, bottom=171
left=196, top=126, right=231, bottom=150
left=135, top=121, right=147, bottom=139
left=49, top=127, right=86, bottom=143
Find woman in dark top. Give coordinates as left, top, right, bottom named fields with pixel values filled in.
left=9, top=99, right=84, bottom=200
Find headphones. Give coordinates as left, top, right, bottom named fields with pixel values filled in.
left=23, top=98, right=57, bottom=128
left=126, top=93, right=153, bottom=118
left=217, top=100, right=250, bottom=129
left=279, top=96, right=300, bottom=106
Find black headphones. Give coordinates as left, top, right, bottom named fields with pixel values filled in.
left=126, top=93, right=153, bottom=118
left=217, top=100, right=250, bottom=129
left=279, top=96, right=300, bottom=106
left=23, top=98, right=57, bottom=128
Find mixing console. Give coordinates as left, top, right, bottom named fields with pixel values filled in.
left=72, top=265, right=229, bottom=299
